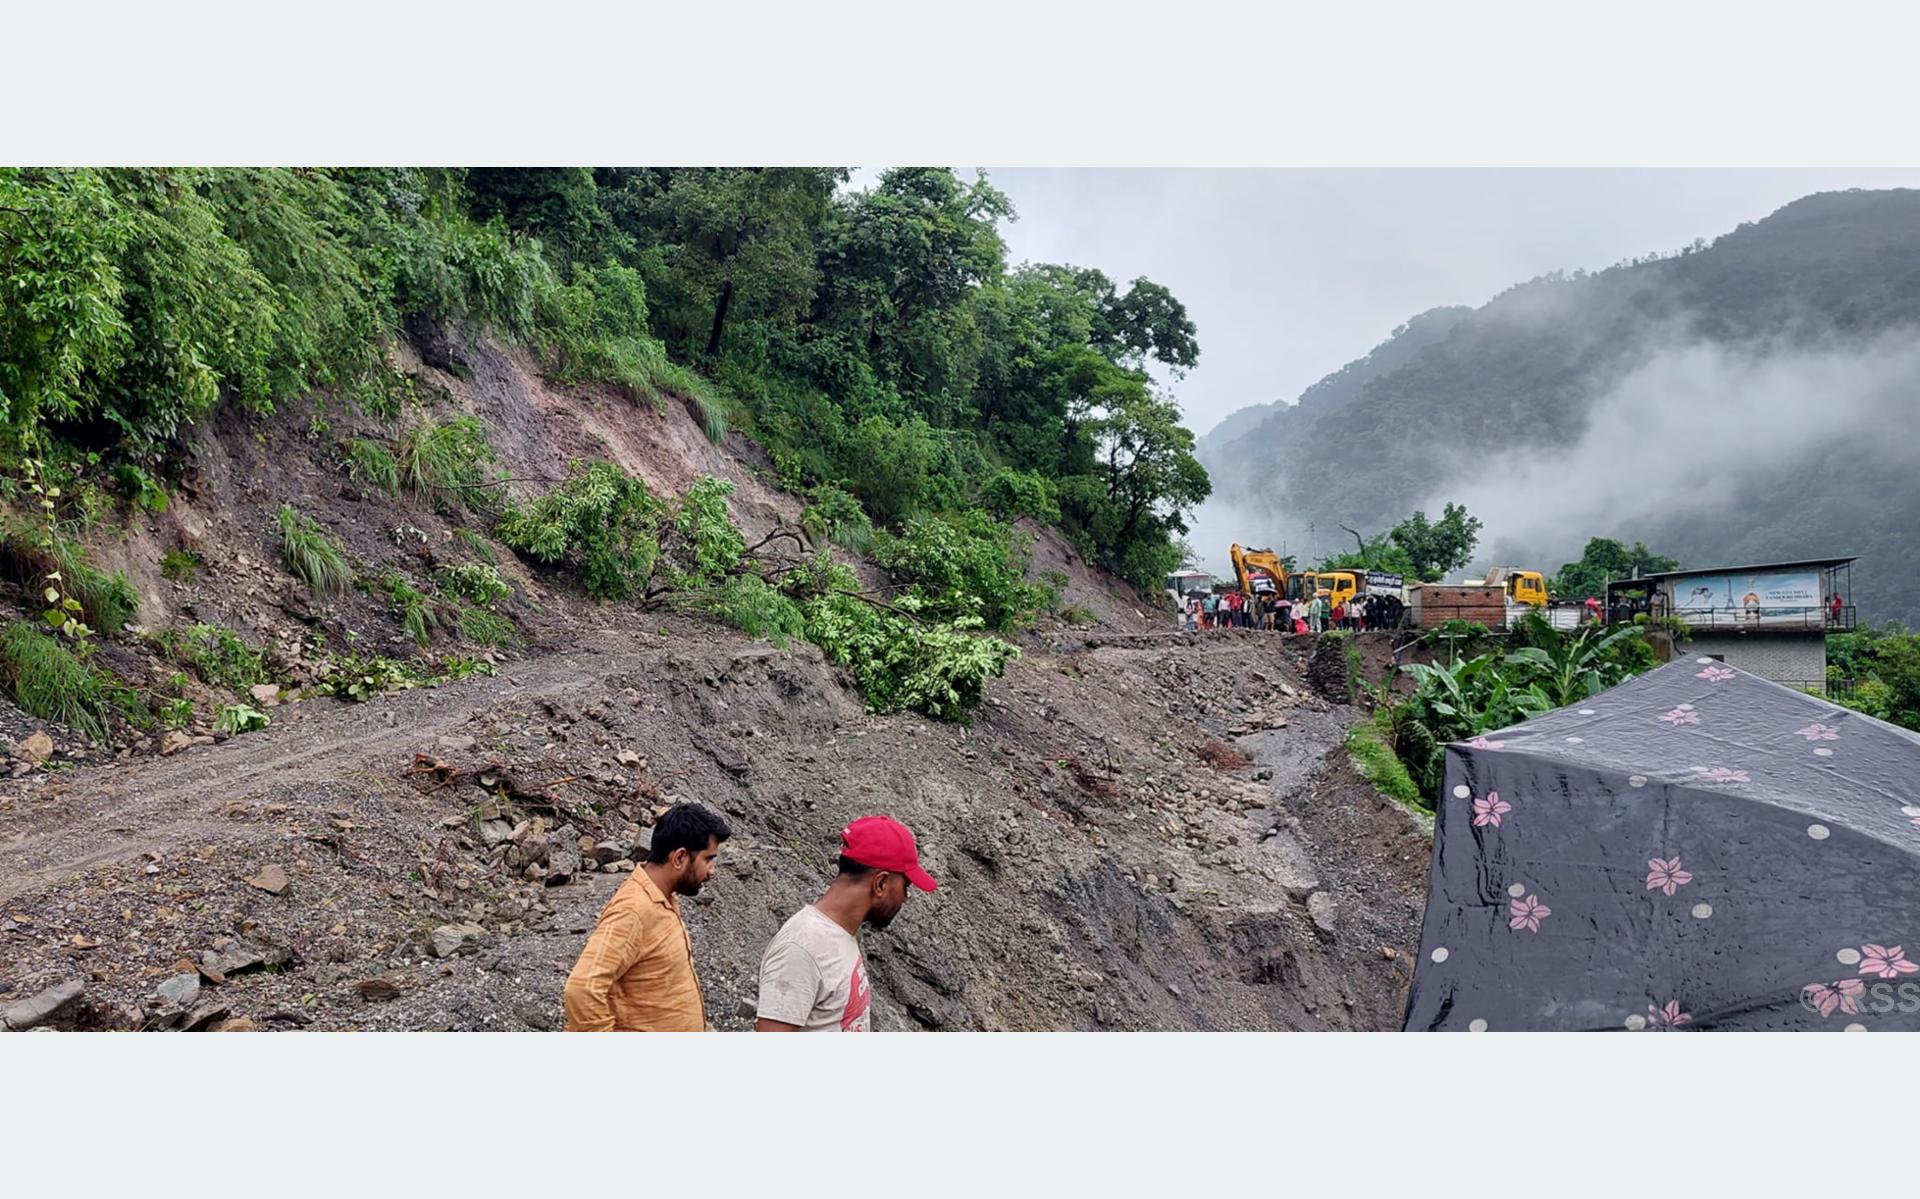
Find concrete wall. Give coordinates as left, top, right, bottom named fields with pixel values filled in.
left=1686, top=633, right=1828, bottom=691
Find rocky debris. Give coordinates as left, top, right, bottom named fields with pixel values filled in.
left=212, top=1017, right=259, bottom=1032
left=13, top=730, right=54, bottom=765
left=245, top=864, right=290, bottom=895
left=429, top=923, right=487, bottom=958
left=154, top=972, right=201, bottom=1010
left=2, top=979, right=85, bottom=1031
left=358, top=976, right=406, bottom=1002
left=588, top=840, right=629, bottom=866
left=183, top=1001, right=232, bottom=1031
left=249, top=684, right=282, bottom=706
left=160, top=730, right=216, bottom=756
left=437, top=734, right=477, bottom=753
left=616, top=749, right=643, bottom=767
left=1307, top=891, right=1339, bottom=937
left=200, top=946, right=267, bottom=982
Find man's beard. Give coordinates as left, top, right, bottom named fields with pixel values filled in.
left=866, top=906, right=898, bottom=931
left=675, top=874, right=705, bottom=897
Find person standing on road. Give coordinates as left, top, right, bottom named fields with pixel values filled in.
left=754, top=815, right=938, bottom=1032
left=563, top=803, right=731, bottom=1031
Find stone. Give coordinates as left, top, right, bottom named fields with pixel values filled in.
left=544, top=824, right=582, bottom=885
left=245, top=865, right=290, bottom=896
left=479, top=820, right=515, bottom=848
left=616, top=749, right=642, bottom=767
left=159, top=730, right=194, bottom=756
left=429, top=923, right=486, bottom=959
left=183, top=1002, right=232, bottom=1031
left=249, top=683, right=281, bottom=706
left=155, top=973, right=201, bottom=1008
left=212, top=1018, right=259, bottom=1032
left=1380, top=946, right=1398, bottom=960
left=204, top=947, right=266, bottom=979
left=437, top=734, right=477, bottom=753
left=2, top=978, right=85, bottom=1031
left=357, top=977, right=403, bottom=1002
left=14, top=731, right=54, bottom=764
left=1307, top=891, right=1339, bottom=937
left=589, top=841, right=628, bottom=866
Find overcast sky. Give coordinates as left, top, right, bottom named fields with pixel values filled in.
left=949, top=168, right=1920, bottom=436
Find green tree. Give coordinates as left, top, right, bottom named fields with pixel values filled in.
left=1388, top=503, right=1483, bottom=580
left=1550, top=537, right=1680, bottom=598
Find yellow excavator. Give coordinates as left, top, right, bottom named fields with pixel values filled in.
left=1464, top=566, right=1549, bottom=607
left=1229, top=544, right=1289, bottom=599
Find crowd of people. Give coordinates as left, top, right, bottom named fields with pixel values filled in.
left=1180, top=587, right=1408, bottom=634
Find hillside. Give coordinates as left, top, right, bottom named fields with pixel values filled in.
left=0, top=319, right=1430, bottom=1032
left=1198, top=188, right=1920, bottom=623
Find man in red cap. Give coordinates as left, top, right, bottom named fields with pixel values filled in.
left=753, top=815, right=937, bottom=1032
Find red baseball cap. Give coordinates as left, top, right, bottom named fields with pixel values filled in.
left=840, top=815, right=938, bottom=892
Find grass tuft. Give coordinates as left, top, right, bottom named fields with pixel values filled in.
left=277, top=504, right=352, bottom=596
left=0, top=623, right=108, bottom=738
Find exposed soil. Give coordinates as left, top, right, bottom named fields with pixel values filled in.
left=0, top=324, right=1431, bottom=1033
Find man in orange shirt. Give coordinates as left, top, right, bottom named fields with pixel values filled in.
left=562, top=803, right=730, bottom=1031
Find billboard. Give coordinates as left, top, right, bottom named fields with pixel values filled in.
left=1668, top=571, right=1825, bottom=627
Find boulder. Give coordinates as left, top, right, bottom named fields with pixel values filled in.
left=154, top=973, right=201, bottom=1009
left=249, top=684, right=281, bottom=706
left=429, top=923, right=486, bottom=959
left=2, top=979, right=85, bottom=1031
left=13, top=731, right=54, bottom=764
left=245, top=865, right=290, bottom=896
left=544, top=824, right=582, bottom=884
left=1307, top=891, right=1339, bottom=937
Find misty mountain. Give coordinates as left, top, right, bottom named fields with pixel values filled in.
left=1195, top=188, right=1920, bottom=624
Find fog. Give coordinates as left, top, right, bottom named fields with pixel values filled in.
left=1427, top=332, right=1920, bottom=578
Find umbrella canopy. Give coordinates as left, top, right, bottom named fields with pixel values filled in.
left=1404, top=655, right=1920, bottom=1031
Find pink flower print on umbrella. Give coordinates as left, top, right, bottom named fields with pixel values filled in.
left=1645, top=856, right=1693, bottom=896
left=1659, top=707, right=1700, bottom=726
left=1691, top=766, right=1751, bottom=784
left=1647, top=1000, right=1691, bottom=1030
left=1465, top=736, right=1507, bottom=749
left=1796, top=722, right=1840, bottom=741
left=1472, top=792, right=1512, bottom=827
left=1859, top=945, right=1918, bottom=979
left=1804, top=978, right=1866, bottom=1017
left=1696, top=664, right=1735, bottom=682
left=1509, top=893, right=1550, bottom=932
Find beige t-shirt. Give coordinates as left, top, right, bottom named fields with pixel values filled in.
left=756, top=905, right=872, bottom=1032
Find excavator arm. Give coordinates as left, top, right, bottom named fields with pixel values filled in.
left=1230, top=544, right=1287, bottom=597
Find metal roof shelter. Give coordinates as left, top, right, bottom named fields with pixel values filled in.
left=1405, top=656, right=1920, bottom=1031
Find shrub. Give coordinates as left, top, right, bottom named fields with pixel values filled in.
left=394, top=415, right=494, bottom=508
left=341, top=438, right=400, bottom=495
left=496, top=461, right=664, bottom=602
left=801, top=483, right=874, bottom=554
left=155, top=623, right=267, bottom=691
left=454, top=527, right=500, bottom=565
left=436, top=561, right=510, bottom=606
left=319, top=652, right=422, bottom=702
left=801, top=588, right=1019, bottom=721
left=870, top=510, right=1052, bottom=633
left=691, top=576, right=808, bottom=647
left=113, top=463, right=170, bottom=512
left=457, top=606, right=517, bottom=647
left=1347, top=708, right=1428, bottom=814
left=214, top=702, right=271, bottom=735
left=0, top=521, right=139, bottom=635
left=277, top=504, right=352, bottom=596
left=978, top=467, right=1060, bottom=525
left=0, top=622, right=107, bottom=738
left=159, top=548, right=202, bottom=582
left=660, top=477, right=745, bottom=590
left=373, top=570, right=448, bottom=648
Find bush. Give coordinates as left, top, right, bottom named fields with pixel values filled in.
left=0, top=622, right=107, bottom=738
left=693, top=575, right=808, bottom=647
left=159, top=548, right=202, bottom=582
left=0, top=521, right=138, bottom=635
left=979, top=467, right=1060, bottom=524
left=277, top=504, right=352, bottom=596
left=496, top=461, right=664, bottom=602
left=394, top=415, right=494, bottom=508
left=457, top=605, right=517, bottom=647
left=801, top=483, right=874, bottom=554
left=870, top=510, right=1053, bottom=632
left=660, top=477, right=745, bottom=589
left=155, top=623, right=267, bottom=691
left=342, top=438, right=400, bottom=495
left=436, top=561, right=510, bottom=606
left=840, top=414, right=953, bottom=526
left=801, top=586, right=1019, bottom=721
left=215, top=702, right=271, bottom=735
left=373, top=570, right=448, bottom=648
left=319, top=652, right=422, bottom=702
left=1347, top=708, right=1428, bottom=814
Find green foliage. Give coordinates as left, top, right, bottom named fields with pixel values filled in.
left=801, top=483, right=874, bottom=553
left=155, top=623, right=268, bottom=691
left=978, top=467, right=1060, bottom=525
left=662, top=476, right=746, bottom=588
left=1385, top=504, right=1482, bottom=581
left=870, top=510, right=1053, bottom=632
left=160, top=548, right=203, bottom=582
left=394, top=415, right=494, bottom=508
left=1550, top=537, right=1680, bottom=599
left=319, top=652, right=422, bottom=702
left=841, top=413, right=954, bottom=526
left=435, top=561, right=510, bottom=606
left=1828, top=622, right=1920, bottom=731
left=277, top=504, right=352, bottom=596
left=113, top=463, right=170, bottom=512
left=1347, top=707, right=1427, bottom=813
left=801, top=588, right=1019, bottom=721
left=342, top=438, right=400, bottom=495
left=0, top=622, right=107, bottom=738
left=456, top=605, right=517, bottom=647
left=454, top=527, right=500, bottom=565
left=496, top=461, right=664, bottom=602
left=1060, top=603, right=1097, bottom=627
left=371, top=570, right=448, bottom=648
left=437, top=654, right=500, bottom=681
left=692, top=575, right=808, bottom=647
left=1504, top=613, right=1652, bottom=706
left=0, top=518, right=138, bottom=637
left=215, top=702, right=271, bottom=735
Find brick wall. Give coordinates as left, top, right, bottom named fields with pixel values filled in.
left=1685, top=633, right=1828, bottom=691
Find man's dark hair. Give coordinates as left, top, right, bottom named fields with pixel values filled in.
left=836, top=854, right=875, bottom=878
left=646, top=803, right=732, bottom=864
